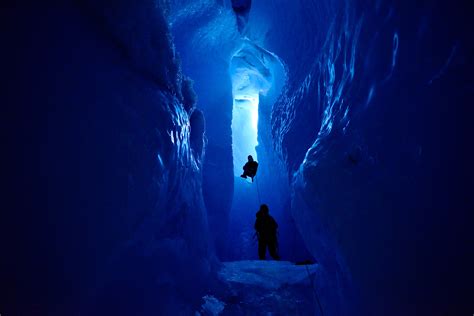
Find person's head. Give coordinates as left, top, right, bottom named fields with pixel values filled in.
left=259, top=204, right=269, bottom=215
left=248, top=155, right=253, bottom=161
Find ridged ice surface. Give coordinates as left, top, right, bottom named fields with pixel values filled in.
left=219, top=260, right=317, bottom=289
left=5, top=1, right=471, bottom=315
left=199, top=261, right=319, bottom=315
left=3, top=2, right=214, bottom=315
left=170, top=0, right=473, bottom=315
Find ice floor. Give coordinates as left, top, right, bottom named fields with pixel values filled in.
left=198, top=260, right=319, bottom=315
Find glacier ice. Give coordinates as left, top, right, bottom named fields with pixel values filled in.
left=2, top=0, right=473, bottom=315
left=198, top=295, right=226, bottom=316
left=2, top=2, right=214, bottom=315
left=170, top=0, right=473, bottom=315
left=207, top=260, right=320, bottom=315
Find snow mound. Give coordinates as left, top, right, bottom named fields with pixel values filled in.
left=219, top=260, right=317, bottom=290
left=208, top=260, right=319, bottom=315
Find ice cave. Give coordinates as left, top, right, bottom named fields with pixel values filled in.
left=2, top=0, right=473, bottom=315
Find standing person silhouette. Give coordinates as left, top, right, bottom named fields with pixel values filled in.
left=254, top=204, right=280, bottom=260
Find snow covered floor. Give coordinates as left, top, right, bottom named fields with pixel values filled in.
left=199, top=260, right=319, bottom=315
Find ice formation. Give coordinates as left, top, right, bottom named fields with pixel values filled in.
left=2, top=0, right=473, bottom=315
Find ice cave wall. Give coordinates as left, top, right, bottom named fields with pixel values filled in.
left=261, top=0, right=474, bottom=315
left=169, top=0, right=313, bottom=262
left=168, top=0, right=473, bottom=314
left=2, top=2, right=214, bottom=315
left=169, top=0, right=238, bottom=258
left=2, top=0, right=473, bottom=315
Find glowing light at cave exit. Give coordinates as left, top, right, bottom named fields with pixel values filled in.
left=231, top=94, right=259, bottom=176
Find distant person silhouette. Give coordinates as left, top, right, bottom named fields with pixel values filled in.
left=254, top=204, right=280, bottom=260
left=240, top=155, right=258, bottom=182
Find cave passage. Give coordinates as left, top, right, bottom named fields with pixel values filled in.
left=230, top=96, right=259, bottom=176
left=2, top=1, right=473, bottom=315
left=229, top=41, right=275, bottom=175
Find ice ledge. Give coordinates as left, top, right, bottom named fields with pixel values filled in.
left=199, top=260, right=319, bottom=315
left=219, top=260, right=318, bottom=290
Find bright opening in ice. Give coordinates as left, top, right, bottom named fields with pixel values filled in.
left=231, top=95, right=259, bottom=176
left=230, top=42, right=274, bottom=176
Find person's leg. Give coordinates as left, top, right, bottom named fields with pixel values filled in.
left=268, top=241, right=280, bottom=260
left=258, top=241, right=266, bottom=260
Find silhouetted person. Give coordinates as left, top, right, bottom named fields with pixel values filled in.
left=254, top=204, right=279, bottom=260
left=240, top=155, right=258, bottom=182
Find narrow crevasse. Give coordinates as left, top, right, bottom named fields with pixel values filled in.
left=2, top=0, right=473, bottom=316
left=170, top=0, right=474, bottom=315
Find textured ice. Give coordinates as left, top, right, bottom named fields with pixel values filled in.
left=199, top=295, right=226, bottom=316
left=171, top=0, right=473, bottom=315
left=230, top=41, right=275, bottom=98
left=3, top=0, right=473, bottom=315
left=2, top=2, right=213, bottom=315
left=219, top=260, right=317, bottom=290
left=207, top=261, right=319, bottom=315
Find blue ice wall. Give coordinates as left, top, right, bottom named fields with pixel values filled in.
left=169, top=0, right=312, bottom=262
left=170, top=0, right=473, bottom=314
left=169, top=0, right=238, bottom=258
left=3, top=0, right=473, bottom=315
left=1, top=2, right=215, bottom=315
left=260, top=0, right=474, bottom=315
